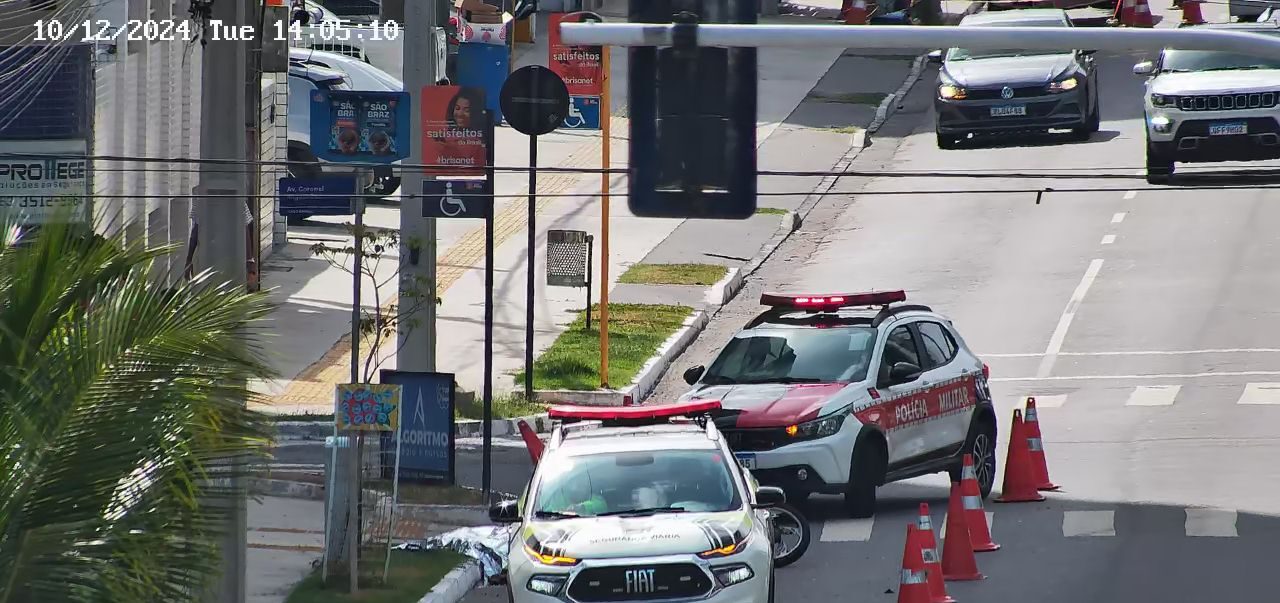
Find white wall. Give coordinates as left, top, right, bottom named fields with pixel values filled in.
left=91, top=0, right=284, bottom=280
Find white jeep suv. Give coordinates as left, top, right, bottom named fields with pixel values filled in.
left=490, top=402, right=779, bottom=603
left=1136, top=22, right=1280, bottom=184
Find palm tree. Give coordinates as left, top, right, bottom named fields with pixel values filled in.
left=0, top=218, right=277, bottom=602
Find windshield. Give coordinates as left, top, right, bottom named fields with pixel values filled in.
left=701, top=326, right=876, bottom=385
left=1160, top=34, right=1280, bottom=72
left=947, top=19, right=1070, bottom=61
left=531, top=449, right=743, bottom=518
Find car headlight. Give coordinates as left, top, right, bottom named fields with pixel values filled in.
left=1150, top=93, right=1177, bottom=107
left=938, top=84, right=967, bottom=100
left=1047, top=76, right=1080, bottom=93
left=527, top=574, right=569, bottom=596
left=785, top=413, right=845, bottom=440
left=524, top=544, right=579, bottom=567
left=1149, top=114, right=1174, bottom=133
left=712, top=564, right=755, bottom=587
left=699, top=531, right=750, bottom=559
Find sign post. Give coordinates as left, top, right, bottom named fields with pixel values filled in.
left=307, top=88, right=409, bottom=589
left=548, top=11, right=609, bottom=387
left=600, top=44, right=611, bottom=388
left=499, top=65, right=571, bottom=404
left=417, top=101, right=498, bottom=498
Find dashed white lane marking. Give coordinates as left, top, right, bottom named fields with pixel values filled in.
left=1185, top=508, right=1238, bottom=537
left=1237, top=382, right=1280, bottom=405
left=984, top=348, right=1280, bottom=358
left=820, top=518, right=875, bottom=542
left=992, top=370, right=1280, bottom=383
left=1124, top=385, right=1180, bottom=406
left=940, top=512, right=994, bottom=540
left=1063, top=510, right=1116, bottom=537
left=1123, top=190, right=1137, bottom=200
left=1111, top=212, right=1127, bottom=223
left=1036, top=259, right=1105, bottom=378
left=1100, top=234, right=1116, bottom=245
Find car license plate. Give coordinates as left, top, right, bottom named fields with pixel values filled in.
left=734, top=453, right=756, bottom=470
left=1208, top=122, right=1247, bottom=136
left=990, top=105, right=1027, bottom=117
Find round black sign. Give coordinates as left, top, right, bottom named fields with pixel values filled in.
left=499, top=65, right=570, bottom=136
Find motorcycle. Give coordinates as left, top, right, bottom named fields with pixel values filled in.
left=766, top=500, right=811, bottom=567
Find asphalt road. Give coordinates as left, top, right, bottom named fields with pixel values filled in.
left=636, top=40, right=1280, bottom=602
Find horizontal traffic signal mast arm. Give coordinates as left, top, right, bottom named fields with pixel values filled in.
left=558, top=23, right=1280, bottom=59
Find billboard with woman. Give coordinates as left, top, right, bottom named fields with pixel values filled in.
left=421, top=86, right=489, bottom=176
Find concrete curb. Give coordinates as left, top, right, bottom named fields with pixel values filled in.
left=868, top=54, right=928, bottom=134
left=416, top=560, right=483, bottom=603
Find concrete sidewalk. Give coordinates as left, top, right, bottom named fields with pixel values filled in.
left=251, top=11, right=862, bottom=413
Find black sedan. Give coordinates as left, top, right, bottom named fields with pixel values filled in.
left=930, top=8, right=1101, bottom=149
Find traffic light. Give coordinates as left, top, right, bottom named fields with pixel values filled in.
left=629, top=0, right=757, bottom=219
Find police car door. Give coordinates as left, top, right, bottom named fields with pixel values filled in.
left=874, top=323, right=931, bottom=464
left=913, top=320, right=970, bottom=454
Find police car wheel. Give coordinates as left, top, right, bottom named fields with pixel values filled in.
left=844, top=443, right=883, bottom=518
left=950, top=416, right=998, bottom=498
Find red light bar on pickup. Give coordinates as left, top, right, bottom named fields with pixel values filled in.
left=549, top=400, right=723, bottom=424
left=759, top=290, right=906, bottom=310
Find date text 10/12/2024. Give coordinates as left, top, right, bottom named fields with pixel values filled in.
left=32, top=18, right=401, bottom=43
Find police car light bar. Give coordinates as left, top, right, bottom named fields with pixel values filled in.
left=548, top=400, right=723, bottom=424
left=759, top=290, right=906, bottom=310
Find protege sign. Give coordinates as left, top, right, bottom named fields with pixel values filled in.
left=0, top=155, right=90, bottom=223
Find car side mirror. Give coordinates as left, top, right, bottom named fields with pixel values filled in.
left=754, top=485, right=786, bottom=508
left=888, top=361, right=922, bottom=385
left=1133, top=60, right=1155, bottom=76
left=927, top=49, right=943, bottom=63
left=489, top=498, right=521, bottom=524
left=683, top=365, right=705, bottom=385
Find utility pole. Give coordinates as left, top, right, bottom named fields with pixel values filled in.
left=398, top=0, right=440, bottom=374
left=195, top=0, right=250, bottom=599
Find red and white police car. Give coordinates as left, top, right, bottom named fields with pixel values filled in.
left=676, top=290, right=997, bottom=518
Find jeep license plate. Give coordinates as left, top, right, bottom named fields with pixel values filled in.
left=734, top=453, right=756, bottom=470
left=990, top=105, right=1027, bottom=117
left=1209, top=122, right=1247, bottom=136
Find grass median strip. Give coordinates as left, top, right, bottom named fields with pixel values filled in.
left=618, top=263, right=728, bottom=286
left=517, top=303, right=692, bottom=391
left=284, top=549, right=466, bottom=603
left=755, top=207, right=788, bottom=215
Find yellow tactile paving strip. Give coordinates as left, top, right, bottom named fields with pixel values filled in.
left=268, top=115, right=628, bottom=410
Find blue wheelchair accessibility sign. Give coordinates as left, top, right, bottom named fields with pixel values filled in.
left=563, top=95, right=601, bottom=130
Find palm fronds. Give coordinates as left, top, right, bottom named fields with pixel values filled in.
left=0, top=217, right=279, bottom=602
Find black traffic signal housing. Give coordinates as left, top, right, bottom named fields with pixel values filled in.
left=629, top=0, right=758, bottom=219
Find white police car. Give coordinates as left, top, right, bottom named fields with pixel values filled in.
left=677, top=290, right=997, bottom=518
left=489, top=401, right=780, bottom=603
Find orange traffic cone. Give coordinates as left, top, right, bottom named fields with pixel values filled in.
left=995, top=410, right=1046, bottom=503
left=1132, top=0, right=1155, bottom=26
left=517, top=420, right=544, bottom=464
left=1023, top=398, right=1059, bottom=492
left=958, top=454, right=1000, bottom=552
left=941, top=483, right=984, bottom=581
left=899, top=524, right=935, bottom=603
left=1180, top=0, right=1205, bottom=23
left=915, top=504, right=955, bottom=603
left=844, top=0, right=868, bottom=24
